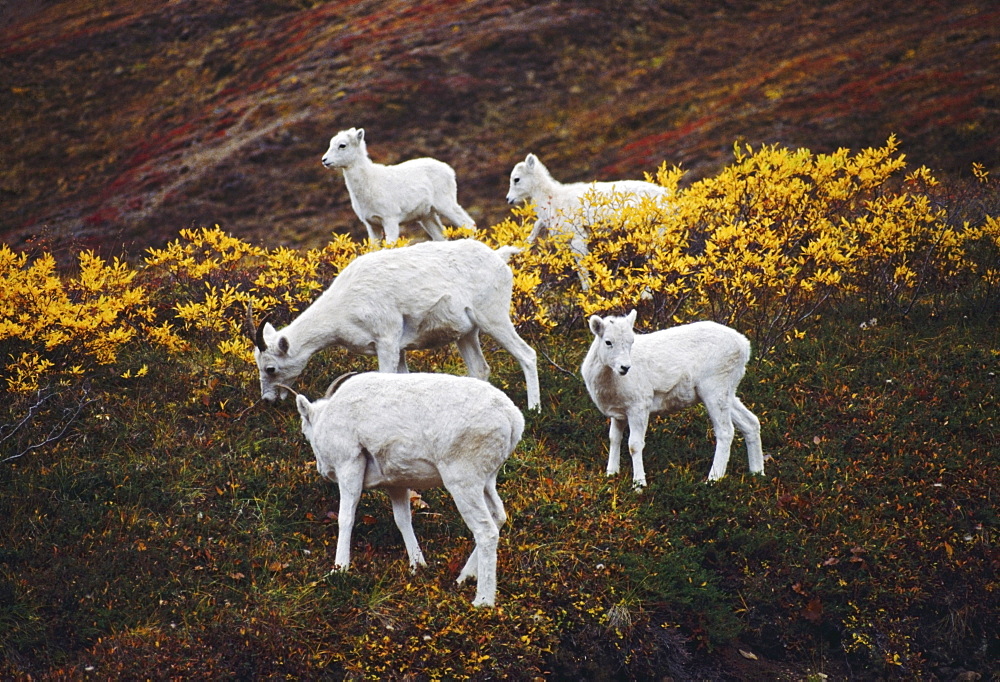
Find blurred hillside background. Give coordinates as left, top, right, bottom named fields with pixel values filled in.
left=2, top=0, right=998, bottom=266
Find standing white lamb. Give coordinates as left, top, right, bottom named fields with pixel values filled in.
left=505, top=153, right=670, bottom=285
left=322, top=127, right=476, bottom=243
left=249, top=238, right=540, bottom=411
left=294, top=371, right=524, bottom=608
left=581, top=310, right=764, bottom=487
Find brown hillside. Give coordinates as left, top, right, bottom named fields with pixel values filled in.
left=1, top=0, right=997, bottom=266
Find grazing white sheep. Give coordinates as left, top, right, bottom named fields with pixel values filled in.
left=581, top=310, right=764, bottom=487
left=506, top=153, right=670, bottom=285
left=250, top=238, right=541, bottom=410
left=294, top=371, right=524, bottom=608
left=321, top=127, right=476, bottom=243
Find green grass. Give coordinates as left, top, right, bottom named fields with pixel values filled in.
left=1, top=306, right=998, bottom=679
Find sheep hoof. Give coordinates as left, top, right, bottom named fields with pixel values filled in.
left=632, top=479, right=647, bottom=490
left=471, top=596, right=495, bottom=608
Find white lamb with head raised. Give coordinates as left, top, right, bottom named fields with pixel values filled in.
left=322, top=127, right=476, bottom=243
left=250, top=238, right=540, bottom=411
left=294, top=371, right=524, bottom=607
left=506, top=153, right=670, bottom=285
left=581, top=310, right=764, bottom=487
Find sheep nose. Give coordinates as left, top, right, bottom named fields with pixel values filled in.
left=618, top=365, right=630, bottom=375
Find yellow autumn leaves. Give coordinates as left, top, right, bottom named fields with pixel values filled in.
left=2, top=138, right=998, bottom=392
left=470, top=136, right=995, bottom=352
left=0, top=247, right=158, bottom=391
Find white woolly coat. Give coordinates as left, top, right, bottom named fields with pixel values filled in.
left=296, top=371, right=523, bottom=607
left=254, top=239, right=540, bottom=410
left=582, top=321, right=750, bottom=420
left=301, top=373, right=524, bottom=491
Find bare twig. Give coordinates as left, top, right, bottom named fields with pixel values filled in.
left=233, top=396, right=264, bottom=421
left=539, top=346, right=577, bottom=378
left=0, top=389, right=54, bottom=445
left=1, top=385, right=97, bottom=464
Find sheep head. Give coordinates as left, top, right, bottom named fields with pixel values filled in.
left=589, top=309, right=637, bottom=376
left=321, top=127, right=366, bottom=169
left=506, top=153, right=547, bottom=205
left=252, top=317, right=310, bottom=402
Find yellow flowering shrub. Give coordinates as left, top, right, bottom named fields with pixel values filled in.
left=449, top=212, right=564, bottom=331
left=0, top=246, right=153, bottom=392
left=3, top=139, right=997, bottom=392
left=488, top=137, right=983, bottom=352
left=143, top=228, right=377, bottom=367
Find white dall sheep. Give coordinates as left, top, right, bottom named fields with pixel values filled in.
left=322, top=127, right=476, bottom=243
left=251, top=238, right=541, bottom=410
left=506, top=153, right=670, bottom=285
left=581, top=310, right=764, bottom=486
left=295, top=371, right=524, bottom=607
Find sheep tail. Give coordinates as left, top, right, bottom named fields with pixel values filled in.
left=494, top=245, right=522, bottom=263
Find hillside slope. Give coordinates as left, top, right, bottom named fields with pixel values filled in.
left=1, top=0, right=998, bottom=264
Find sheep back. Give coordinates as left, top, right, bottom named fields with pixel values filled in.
left=585, top=320, right=750, bottom=417
left=357, top=157, right=459, bottom=220
left=307, top=372, right=524, bottom=489
left=320, top=238, right=514, bottom=351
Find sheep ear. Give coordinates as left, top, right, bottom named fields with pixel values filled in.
left=589, top=315, right=605, bottom=337
left=525, top=153, right=536, bottom=167
left=625, top=309, right=637, bottom=327
left=277, top=336, right=290, bottom=355
left=356, top=128, right=365, bottom=143
left=295, top=394, right=311, bottom=422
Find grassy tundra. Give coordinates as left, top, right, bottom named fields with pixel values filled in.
left=2, top=141, right=998, bottom=679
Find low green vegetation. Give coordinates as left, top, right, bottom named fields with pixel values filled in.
left=2, top=142, right=998, bottom=678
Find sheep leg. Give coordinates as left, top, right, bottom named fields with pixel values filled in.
left=396, top=349, right=409, bottom=374
left=375, top=341, right=403, bottom=373
left=455, top=330, right=490, bottom=380
left=417, top=215, right=447, bottom=241
left=482, top=321, right=541, bottom=411
left=732, top=398, right=764, bottom=475
left=438, top=203, right=476, bottom=231
left=456, top=474, right=508, bottom=585
left=569, top=233, right=591, bottom=290
left=484, top=475, right=508, bottom=530
left=387, top=486, right=426, bottom=572
left=361, top=220, right=380, bottom=244
left=625, top=411, right=649, bottom=488
left=526, top=220, right=545, bottom=243
left=606, top=417, right=626, bottom=477
left=450, top=485, right=500, bottom=608
left=333, top=469, right=365, bottom=570
left=382, top=218, right=401, bottom=244
left=704, top=395, right=736, bottom=482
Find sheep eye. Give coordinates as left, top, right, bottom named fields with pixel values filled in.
left=513, top=177, right=520, bottom=184
left=605, top=340, right=612, bottom=347
left=338, top=143, right=347, bottom=149
left=266, top=366, right=277, bottom=375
